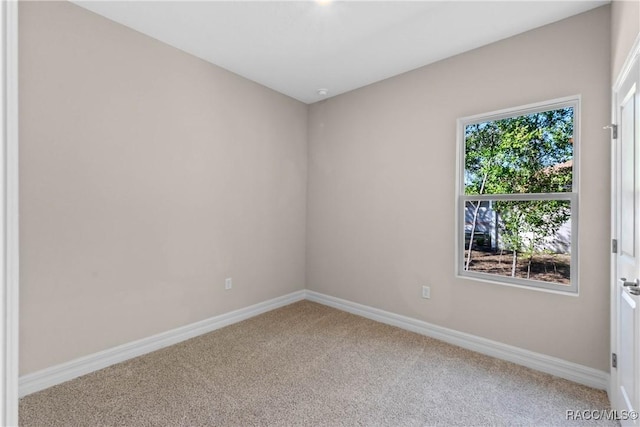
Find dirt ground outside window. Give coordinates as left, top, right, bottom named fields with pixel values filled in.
left=464, top=250, right=570, bottom=285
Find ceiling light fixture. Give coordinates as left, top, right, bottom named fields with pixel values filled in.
left=317, top=88, right=329, bottom=97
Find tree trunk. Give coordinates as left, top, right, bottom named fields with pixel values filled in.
left=511, top=250, right=517, bottom=277
left=526, top=233, right=535, bottom=279
left=464, top=172, right=488, bottom=271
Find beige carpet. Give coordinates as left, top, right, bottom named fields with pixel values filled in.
left=20, top=301, right=615, bottom=426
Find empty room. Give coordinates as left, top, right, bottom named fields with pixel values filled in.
left=1, top=0, right=640, bottom=425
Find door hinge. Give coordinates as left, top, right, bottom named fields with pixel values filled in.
left=612, top=239, right=618, bottom=254
left=604, top=124, right=618, bottom=139
left=612, top=352, right=617, bottom=368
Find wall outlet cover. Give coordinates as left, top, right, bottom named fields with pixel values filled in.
left=422, top=286, right=430, bottom=299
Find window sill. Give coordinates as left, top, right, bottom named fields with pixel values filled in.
left=457, top=271, right=579, bottom=296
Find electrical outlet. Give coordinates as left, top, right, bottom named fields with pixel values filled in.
left=225, top=277, right=232, bottom=290
left=422, top=286, right=430, bottom=299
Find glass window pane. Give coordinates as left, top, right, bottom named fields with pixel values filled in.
left=464, top=107, right=574, bottom=195
left=463, top=199, right=571, bottom=286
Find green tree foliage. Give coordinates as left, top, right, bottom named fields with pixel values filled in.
left=464, top=108, right=573, bottom=277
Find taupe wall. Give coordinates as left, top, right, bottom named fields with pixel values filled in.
left=612, top=0, right=640, bottom=80
left=19, top=2, right=307, bottom=375
left=307, top=6, right=611, bottom=371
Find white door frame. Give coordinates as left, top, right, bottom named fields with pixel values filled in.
left=611, top=33, right=640, bottom=410
left=1, top=1, right=19, bottom=426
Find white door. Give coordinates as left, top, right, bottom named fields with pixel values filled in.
left=613, top=53, right=640, bottom=426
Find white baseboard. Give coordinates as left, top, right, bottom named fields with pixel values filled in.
left=306, top=290, right=609, bottom=390
left=19, top=290, right=306, bottom=397
left=19, top=288, right=608, bottom=397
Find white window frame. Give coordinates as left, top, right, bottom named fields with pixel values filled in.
left=456, top=95, right=580, bottom=295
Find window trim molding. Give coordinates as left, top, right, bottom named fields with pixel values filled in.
left=455, top=95, right=580, bottom=295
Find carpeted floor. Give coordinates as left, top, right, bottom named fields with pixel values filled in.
left=20, top=301, right=615, bottom=426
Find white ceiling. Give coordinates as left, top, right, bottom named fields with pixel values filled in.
left=73, top=1, right=609, bottom=104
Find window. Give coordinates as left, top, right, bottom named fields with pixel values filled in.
left=457, top=97, right=579, bottom=293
